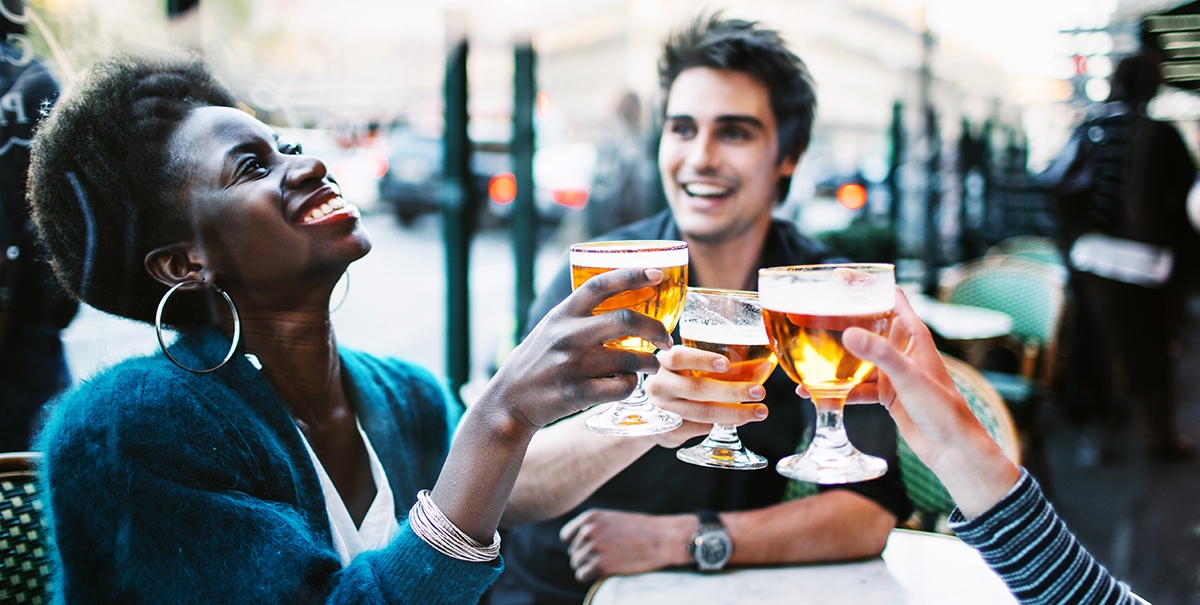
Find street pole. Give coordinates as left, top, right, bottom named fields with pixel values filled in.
left=920, top=23, right=941, bottom=295
left=512, top=41, right=537, bottom=340
left=887, top=101, right=904, bottom=232
left=442, top=31, right=473, bottom=405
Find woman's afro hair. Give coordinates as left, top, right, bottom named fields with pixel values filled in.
left=28, top=48, right=238, bottom=324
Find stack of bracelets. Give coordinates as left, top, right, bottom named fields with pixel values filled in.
left=408, top=490, right=501, bottom=562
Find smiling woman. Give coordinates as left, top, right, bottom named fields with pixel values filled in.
left=26, top=49, right=675, bottom=604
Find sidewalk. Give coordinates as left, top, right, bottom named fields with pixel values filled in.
left=1045, top=294, right=1200, bottom=604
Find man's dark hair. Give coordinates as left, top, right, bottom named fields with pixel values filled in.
left=28, top=49, right=238, bottom=325
left=659, top=13, right=816, bottom=200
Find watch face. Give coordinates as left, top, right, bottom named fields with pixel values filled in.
left=697, top=532, right=731, bottom=567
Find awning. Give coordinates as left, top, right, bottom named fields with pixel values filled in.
left=1145, top=0, right=1200, bottom=89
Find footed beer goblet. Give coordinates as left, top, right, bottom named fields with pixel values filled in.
left=676, top=288, right=777, bottom=470
left=570, top=240, right=689, bottom=436
left=759, top=264, right=895, bottom=484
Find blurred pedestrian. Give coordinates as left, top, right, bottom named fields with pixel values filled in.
left=584, top=91, right=653, bottom=237
left=1051, top=51, right=1198, bottom=463
left=0, top=0, right=74, bottom=453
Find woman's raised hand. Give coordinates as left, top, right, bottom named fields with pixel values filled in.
left=485, top=268, right=674, bottom=429
left=829, top=289, right=1021, bottom=518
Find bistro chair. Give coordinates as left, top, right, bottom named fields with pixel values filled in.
left=984, top=235, right=1066, bottom=270
left=0, top=452, right=50, bottom=605
left=938, top=256, right=1065, bottom=487
left=900, top=355, right=1021, bottom=533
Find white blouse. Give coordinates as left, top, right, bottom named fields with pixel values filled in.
left=297, top=420, right=401, bottom=566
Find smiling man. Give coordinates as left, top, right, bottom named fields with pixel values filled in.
left=486, top=15, right=911, bottom=605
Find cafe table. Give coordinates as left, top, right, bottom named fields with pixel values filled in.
left=904, top=292, right=1014, bottom=369
left=584, top=529, right=1016, bottom=605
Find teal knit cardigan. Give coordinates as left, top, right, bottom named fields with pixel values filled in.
left=37, top=325, right=503, bottom=604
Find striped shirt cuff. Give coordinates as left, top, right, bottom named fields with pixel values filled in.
left=947, top=469, right=1135, bottom=605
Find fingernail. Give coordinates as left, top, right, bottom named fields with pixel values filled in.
left=754, top=405, right=768, bottom=419
left=713, top=357, right=728, bottom=372
left=644, top=268, right=663, bottom=281
left=749, top=385, right=765, bottom=400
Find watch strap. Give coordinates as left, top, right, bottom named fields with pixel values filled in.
left=696, top=509, right=722, bottom=530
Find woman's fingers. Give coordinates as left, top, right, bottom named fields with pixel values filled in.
left=561, top=268, right=674, bottom=352
left=841, top=327, right=926, bottom=398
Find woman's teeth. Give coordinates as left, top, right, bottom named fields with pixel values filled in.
left=683, top=183, right=731, bottom=197
left=302, top=198, right=347, bottom=223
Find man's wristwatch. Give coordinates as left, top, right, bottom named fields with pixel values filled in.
left=688, top=509, right=732, bottom=572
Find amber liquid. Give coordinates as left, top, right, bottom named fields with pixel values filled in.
left=681, top=338, right=778, bottom=384
left=761, top=309, right=891, bottom=407
left=571, top=263, right=688, bottom=353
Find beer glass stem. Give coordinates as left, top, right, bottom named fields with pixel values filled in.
left=812, top=397, right=850, bottom=451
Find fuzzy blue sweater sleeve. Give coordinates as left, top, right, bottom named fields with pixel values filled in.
left=38, top=335, right=501, bottom=605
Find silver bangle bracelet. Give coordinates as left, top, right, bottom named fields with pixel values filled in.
left=408, top=490, right=501, bottom=563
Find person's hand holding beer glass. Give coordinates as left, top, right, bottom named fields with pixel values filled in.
left=759, top=264, right=895, bottom=484
left=570, top=240, right=689, bottom=435
left=675, top=288, right=777, bottom=469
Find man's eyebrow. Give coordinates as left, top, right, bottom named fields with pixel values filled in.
left=714, top=115, right=764, bottom=129
left=664, top=114, right=764, bottom=129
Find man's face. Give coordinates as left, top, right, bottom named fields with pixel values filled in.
left=658, top=67, right=798, bottom=245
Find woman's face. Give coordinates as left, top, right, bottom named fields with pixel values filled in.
left=168, top=106, right=371, bottom=302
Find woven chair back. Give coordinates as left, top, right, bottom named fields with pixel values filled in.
left=985, top=235, right=1065, bottom=268
left=938, top=257, right=1065, bottom=347
left=898, top=355, right=1021, bottom=528
left=0, top=452, right=49, bottom=605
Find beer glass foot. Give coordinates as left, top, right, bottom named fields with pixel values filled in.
left=776, top=446, right=887, bottom=484
left=585, top=403, right=682, bottom=436
left=676, top=442, right=768, bottom=470
left=584, top=372, right=682, bottom=436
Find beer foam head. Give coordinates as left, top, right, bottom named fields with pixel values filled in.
left=759, top=278, right=895, bottom=316
left=680, top=321, right=770, bottom=345
left=570, top=240, right=688, bottom=268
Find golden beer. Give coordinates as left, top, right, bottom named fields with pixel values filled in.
left=761, top=309, right=891, bottom=407
left=570, top=242, right=689, bottom=354
left=758, top=263, right=895, bottom=484
left=681, top=326, right=778, bottom=385
left=570, top=240, right=688, bottom=436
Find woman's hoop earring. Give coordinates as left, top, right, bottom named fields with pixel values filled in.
left=330, top=269, right=350, bottom=313
left=155, top=280, right=241, bottom=374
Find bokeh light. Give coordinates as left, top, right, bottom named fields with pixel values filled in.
left=537, top=92, right=553, bottom=117
left=836, top=183, right=867, bottom=210
left=489, top=172, right=517, bottom=204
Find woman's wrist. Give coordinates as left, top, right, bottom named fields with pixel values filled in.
left=931, top=438, right=1021, bottom=519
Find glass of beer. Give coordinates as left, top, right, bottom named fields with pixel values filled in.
left=759, top=264, right=895, bottom=484
left=676, top=288, right=777, bottom=470
left=570, top=240, right=689, bottom=435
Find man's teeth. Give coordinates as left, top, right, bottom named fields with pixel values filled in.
left=302, top=198, right=347, bottom=223
left=683, top=183, right=731, bottom=197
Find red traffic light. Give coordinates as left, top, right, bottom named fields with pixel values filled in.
left=489, top=173, right=517, bottom=204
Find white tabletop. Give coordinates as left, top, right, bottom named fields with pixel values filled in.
left=585, top=529, right=1017, bottom=605
left=905, top=293, right=1014, bottom=341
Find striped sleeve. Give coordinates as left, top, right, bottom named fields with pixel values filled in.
left=947, top=469, right=1139, bottom=605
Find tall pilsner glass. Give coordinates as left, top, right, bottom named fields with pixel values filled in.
left=759, top=264, right=895, bottom=484
left=676, top=288, right=777, bottom=470
left=571, top=240, right=689, bottom=436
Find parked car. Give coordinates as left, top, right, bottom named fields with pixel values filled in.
left=378, top=125, right=595, bottom=228
left=377, top=126, right=442, bottom=226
